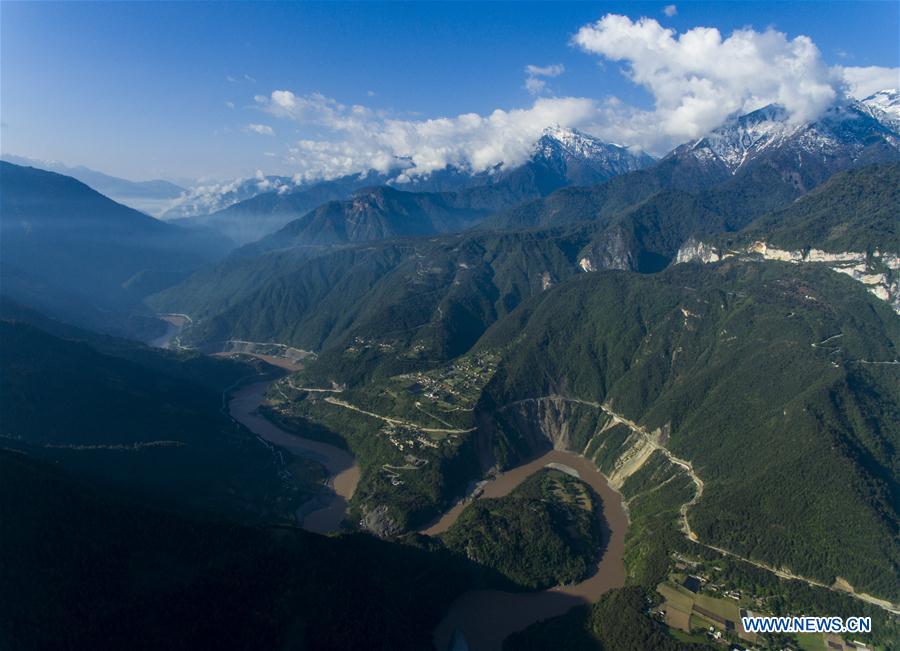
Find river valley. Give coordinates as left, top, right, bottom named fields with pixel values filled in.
left=426, top=449, right=628, bottom=651
left=229, top=371, right=628, bottom=651
left=228, top=379, right=361, bottom=534
left=151, top=320, right=630, bottom=650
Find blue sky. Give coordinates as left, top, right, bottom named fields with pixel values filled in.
left=2, top=1, right=898, bottom=183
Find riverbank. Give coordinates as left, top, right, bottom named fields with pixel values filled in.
left=146, top=317, right=630, bottom=645
left=227, top=379, right=361, bottom=534
left=233, top=377, right=628, bottom=649
left=426, top=450, right=628, bottom=651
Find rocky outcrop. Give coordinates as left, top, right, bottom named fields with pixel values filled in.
left=674, top=237, right=733, bottom=265
left=500, top=398, right=600, bottom=452
left=578, top=228, right=635, bottom=273
left=360, top=504, right=402, bottom=538
left=675, top=237, right=900, bottom=314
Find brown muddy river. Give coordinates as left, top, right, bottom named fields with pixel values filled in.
left=229, top=372, right=627, bottom=650
left=228, top=380, right=360, bottom=534
left=425, top=450, right=628, bottom=651
left=151, top=321, right=361, bottom=533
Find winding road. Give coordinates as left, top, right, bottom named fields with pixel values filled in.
left=229, top=375, right=629, bottom=651
left=151, top=318, right=898, bottom=638
left=226, top=377, right=900, bottom=647
left=150, top=307, right=900, bottom=651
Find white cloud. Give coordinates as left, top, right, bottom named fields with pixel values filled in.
left=258, top=89, right=600, bottom=180
left=246, top=123, right=275, bottom=136
left=524, top=63, right=565, bottom=95
left=663, top=5, right=677, bottom=17
left=838, top=66, right=899, bottom=99
left=525, top=64, right=565, bottom=78
left=225, top=101, right=235, bottom=109
left=260, top=91, right=374, bottom=131
left=573, top=14, right=838, bottom=143
left=524, top=77, right=548, bottom=95
left=249, top=14, right=895, bottom=179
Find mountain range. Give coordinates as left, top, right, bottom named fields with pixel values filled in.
left=0, top=154, right=185, bottom=216
left=150, top=160, right=900, bottom=381
left=150, top=92, right=900, bottom=349
left=167, top=126, right=656, bottom=245
left=667, top=93, right=900, bottom=190
left=0, top=161, right=230, bottom=335
left=3, top=88, right=900, bottom=651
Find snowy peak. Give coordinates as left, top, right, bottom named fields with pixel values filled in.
left=538, top=125, right=623, bottom=159
left=686, top=104, right=797, bottom=172
left=163, top=126, right=656, bottom=221
left=535, top=125, right=655, bottom=178
left=860, top=88, right=900, bottom=131
left=670, top=94, right=900, bottom=176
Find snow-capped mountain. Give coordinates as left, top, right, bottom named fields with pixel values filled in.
left=672, top=104, right=796, bottom=173
left=533, top=125, right=656, bottom=183
left=859, top=88, right=900, bottom=132
left=166, top=128, right=655, bottom=226
left=667, top=92, right=900, bottom=186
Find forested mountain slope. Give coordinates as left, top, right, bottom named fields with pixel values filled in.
left=0, top=162, right=229, bottom=335
left=248, top=185, right=492, bottom=250
left=0, top=320, right=296, bottom=521
left=151, top=160, right=900, bottom=362
left=676, top=163, right=900, bottom=312
left=246, top=258, right=900, bottom=610
left=0, top=450, right=504, bottom=651
left=475, top=262, right=900, bottom=600
left=153, top=227, right=595, bottom=378
left=710, top=163, right=899, bottom=253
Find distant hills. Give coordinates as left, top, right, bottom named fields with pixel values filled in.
left=7, top=90, right=897, bottom=344
left=170, top=126, right=657, bottom=245
left=163, top=161, right=897, bottom=376
left=674, top=163, right=900, bottom=312
left=0, top=154, right=184, bottom=216
left=707, top=163, right=900, bottom=254
left=151, top=124, right=900, bottom=359
left=0, top=161, right=230, bottom=335
left=161, top=173, right=299, bottom=220
left=169, top=172, right=394, bottom=244
left=251, top=185, right=490, bottom=249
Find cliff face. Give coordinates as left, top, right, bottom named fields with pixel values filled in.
left=675, top=237, right=900, bottom=314
left=674, top=237, right=724, bottom=265
left=578, top=227, right=636, bottom=273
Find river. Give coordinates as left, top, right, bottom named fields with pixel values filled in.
left=425, top=449, right=628, bottom=651
left=149, top=317, right=362, bottom=533
left=152, top=311, right=627, bottom=649
left=227, top=379, right=361, bottom=534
